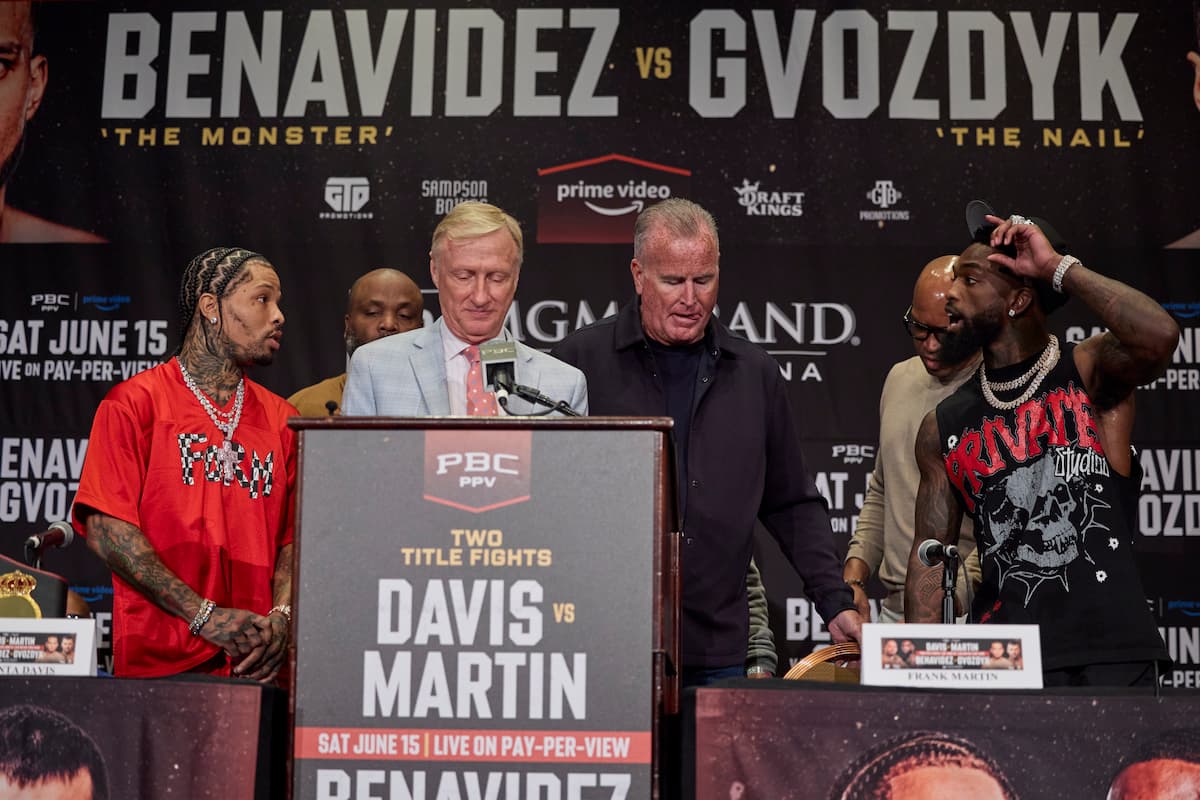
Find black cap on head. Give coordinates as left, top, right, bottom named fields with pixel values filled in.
left=964, top=200, right=1070, bottom=314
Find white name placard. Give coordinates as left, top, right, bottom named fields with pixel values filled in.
left=0, top=618, right=98, bottom=676
left=860, top=623, right=1042, bottom=690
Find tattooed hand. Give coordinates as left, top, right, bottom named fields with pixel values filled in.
left=200, top=606, right=268, bottom=658
left=233, top=612, right=289, bottom=683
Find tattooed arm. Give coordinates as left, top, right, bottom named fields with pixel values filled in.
left=903, top=412, right=964, bottom=623
left=234, top=543, right=293, bottom=682
left=986, top=214, right=1179, bottom=407
left=84, top=510, right=267, bottom=659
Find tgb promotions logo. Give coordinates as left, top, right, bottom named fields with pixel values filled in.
left=320, top=177, right=374, bottom=220
left=423, top=430, right=533, bottom=512
left=860, top=179, right=911, bottom=225
left=536, top=154, right=691, bottom=243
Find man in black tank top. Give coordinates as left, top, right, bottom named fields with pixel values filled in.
left=903, top=203, right=1179, bottom=687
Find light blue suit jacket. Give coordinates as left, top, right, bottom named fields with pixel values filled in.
left=342, top=318, right=588, bottom=417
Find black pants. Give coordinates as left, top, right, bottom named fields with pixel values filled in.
left=1042, top=660, right=1158, bottom=688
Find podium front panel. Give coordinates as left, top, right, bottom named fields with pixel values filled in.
left=292, top=423, right=666, bottom=798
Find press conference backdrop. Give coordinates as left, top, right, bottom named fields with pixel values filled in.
left=2, top=2, right=1198, bottom=683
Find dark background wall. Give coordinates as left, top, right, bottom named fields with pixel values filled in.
left=2, top=1, right=1197, bottom=681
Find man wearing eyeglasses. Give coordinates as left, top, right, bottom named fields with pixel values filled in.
left=843, top=256, right=982, bottom=622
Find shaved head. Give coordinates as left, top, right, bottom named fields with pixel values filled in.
left=907, top=255, right=978, bottom=381
left=344, top=268, right=424, bottom=356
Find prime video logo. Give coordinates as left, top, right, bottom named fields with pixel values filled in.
left=81, top=294, right=131, bottom=312
left=1167, top=600, right=1200, bottom=617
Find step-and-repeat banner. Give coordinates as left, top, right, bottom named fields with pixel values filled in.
left=2, top=2, right=1198, bottom=679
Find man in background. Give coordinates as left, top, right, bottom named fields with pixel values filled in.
left=289, top=269, right=423, bottom=415
left=0, top=1, right=104, bottom=243
left=844, top=256, right=982, bottom=622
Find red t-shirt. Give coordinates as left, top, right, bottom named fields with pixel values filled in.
left=72, top=361, right=297, bottom=677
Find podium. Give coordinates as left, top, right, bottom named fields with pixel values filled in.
left=289, top=417, right=678, bottom=799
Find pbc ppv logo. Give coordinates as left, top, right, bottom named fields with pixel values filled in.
left=30, top=294, right=73, bottom=312
left=860, top=179, right=911, bottom=224
left=436, top=452, right=519, bottom=487
left=320, top=177, right=374, bottom=220
left=832, top=444, right=876, bottom=465
left=424, top=430, right=532, bottom=512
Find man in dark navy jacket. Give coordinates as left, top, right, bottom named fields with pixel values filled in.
left=553, top=198, right=861, bottom=687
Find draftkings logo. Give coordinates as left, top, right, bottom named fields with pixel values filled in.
left=320, top=177, right=374, bottom=220
left=732, top=179, right=804, bottom=217
left=859, top=179, right=911, bottom=225
left=29, top=294, right=74, bottom=313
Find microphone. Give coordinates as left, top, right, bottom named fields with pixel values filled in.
left=918, top=539, right=959, bottom=568
left=25, top=521, right=74, bottom=552
left=479, top=340, right=517, bottom=401
left=325, top=400, right=339, bottom=415
left=478, top=340, right=582, bottom=417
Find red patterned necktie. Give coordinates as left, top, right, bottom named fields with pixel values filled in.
left=464, top=345, right=498, bottom=416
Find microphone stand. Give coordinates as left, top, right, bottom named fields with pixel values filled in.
left=24, top=540, right=45, bottom=570
left=941, top=552, right=960, bottom=625
left=498, top=381, right=582, bottom=417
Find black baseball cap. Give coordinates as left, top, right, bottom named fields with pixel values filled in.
left=965, top=200, right=1070, bottom=313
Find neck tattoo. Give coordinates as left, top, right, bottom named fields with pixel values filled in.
left=979, top=335, right=1060, bottom=411
left=177, top=356, right=245, bottom=481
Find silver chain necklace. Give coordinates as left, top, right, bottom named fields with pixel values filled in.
left=177, top=357, right=245, bottom=481
left=979, top=335, right=1060, bottom=411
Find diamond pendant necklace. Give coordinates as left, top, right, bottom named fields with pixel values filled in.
left=177, top=357, right=245, bottom=481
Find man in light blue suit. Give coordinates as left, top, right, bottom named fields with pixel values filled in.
left=343, top=202, right=587, bottom=416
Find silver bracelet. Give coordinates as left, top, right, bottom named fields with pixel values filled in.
left=1052, top=255, right=1079, bottom=293
left=269, top=604, right=292, bottom=623
left=189, top=598, right=215, bottom=636
left=746, top=665, right=773, bottom=678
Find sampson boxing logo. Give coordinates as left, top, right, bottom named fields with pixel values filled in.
left=424, top=430, right=532, bottom=512
left=536, top=154, right=690, bottom=243
left=420, top=178, right=488, bottom=216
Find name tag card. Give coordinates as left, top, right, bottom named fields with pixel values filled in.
left=0, top=618, right=97, bottom=676
left=860, top=623, right=1042, bottom=690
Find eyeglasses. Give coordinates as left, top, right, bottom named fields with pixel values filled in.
left=902, top=305, right=950, bottom=342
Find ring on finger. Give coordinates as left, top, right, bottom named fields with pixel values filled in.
left=1007, top=214, right=1033, bottom=226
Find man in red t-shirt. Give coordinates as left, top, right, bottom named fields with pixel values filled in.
left=72, top=247, right=296, bottom=681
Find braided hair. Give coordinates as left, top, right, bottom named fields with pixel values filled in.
left=174, top=246, right=269, bottom=354
left=828, top=730, right=1018, bottom=800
